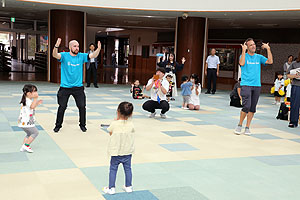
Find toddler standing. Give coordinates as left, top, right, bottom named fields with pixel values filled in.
left=103, top=102, right=135, bottom=195
left=180, top=75, right=193, bottom=109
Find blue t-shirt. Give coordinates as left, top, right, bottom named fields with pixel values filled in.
left=59, top=52, right=89, bottom=88
left=181, top=82, right=193, bottom=96
left=240, top=53, right=268, bottom=87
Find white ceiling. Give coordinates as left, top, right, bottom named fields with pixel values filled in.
left=1, top=0, right=300, bottom=29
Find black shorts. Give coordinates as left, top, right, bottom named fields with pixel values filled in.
left=274, top=91, right=284, bottom=97
left=241, top=86, right=261, bottom=113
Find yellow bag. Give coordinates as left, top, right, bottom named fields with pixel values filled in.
left=284, top=79, right=291, bottom=87
left=270, top=86, right=275, bottom=94
left=279, top=90, right=285, bottom=96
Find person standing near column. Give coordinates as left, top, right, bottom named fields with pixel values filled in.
left=86, top=43, right=99, bottom=88
left=234, top=38, right=273, bottom=135
left=283, top=55, right=294, bottom=79
left=205, top=48, right=220, bottom=94
left=286, top=51, right=300, bottom=128
left=52, top=38, right=101, bottom=133
left=157, top=53, right=186, bottom=98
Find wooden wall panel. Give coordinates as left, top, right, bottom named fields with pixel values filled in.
left=49, top=10, right=84, bottom=83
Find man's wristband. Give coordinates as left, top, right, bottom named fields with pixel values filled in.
left=54, top=46, right=59, bottom=48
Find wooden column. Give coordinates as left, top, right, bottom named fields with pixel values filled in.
left=176, top=17, right=206, bottom=84
left=49, top=10, right=84, bottom=83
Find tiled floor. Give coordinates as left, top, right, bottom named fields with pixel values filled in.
left=1, top=81, right=300, bottom=200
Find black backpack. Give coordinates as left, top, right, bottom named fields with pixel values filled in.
left=276, top=102, right=289, bottom=120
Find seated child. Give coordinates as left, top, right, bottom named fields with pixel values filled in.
left=230, top=78, right=242, bottom=108
left=188, top=73, right=201, bottom=110
left=166, top=74, right=175, bottom=102
left=130, top=80, right=149, bottom=99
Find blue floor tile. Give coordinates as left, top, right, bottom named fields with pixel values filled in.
left=159, top=143, right=199, bottom=152
left=155, top=117, right=180, bottom=122
left=0, top=152, right=28, bottom=162
left=251, top=134, right=282, bottom=140
left=11, top=126, right=23, bottom=131
left=252, top=154, right=300, bottom=166
left=36, top=125, right=44, bottom=130
left=185, top=121, right=210, bottom=125
left=162, top=131, right=195, bottom=137
left=103, top=190, right=158, bottom=200
left=290, top=138, right=300, bottom=143
left=150, top=186, right=209, bottom=200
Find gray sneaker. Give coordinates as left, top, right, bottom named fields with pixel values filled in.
left=160, top=113, right=167, bottom=119
left=244, top=127, right=251, bottom=136
left=150, top=112, right=156, bottom=118
left=234, top=125, right=242, bottom=135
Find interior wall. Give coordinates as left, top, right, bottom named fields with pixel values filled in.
left=262, top=43, right=300, bottom=84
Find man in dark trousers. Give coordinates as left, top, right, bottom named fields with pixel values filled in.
left=86, top=43, right=98, bottom=88
left=52, top=38, right=101, bottom=133
left=205, top=48, right=220, bottom=94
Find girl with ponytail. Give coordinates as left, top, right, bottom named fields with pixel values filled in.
left=18, top=84, right=43, bottom=153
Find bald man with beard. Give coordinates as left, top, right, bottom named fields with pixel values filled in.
left=52, top=38, right=101, bottom=133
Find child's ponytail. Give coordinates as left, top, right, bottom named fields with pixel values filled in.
left=19, top=84, right=38, bottom=106
left=20, top=93, right=27, bottom=106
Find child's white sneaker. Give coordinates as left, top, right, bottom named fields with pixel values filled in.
left=102, top=187, right=115, bottom=195
left=123, top=186, right=133, bottom=193
left=183, top=107, right=189, bottom=110
left=272, top=101, right=277, bottom=105
left=20, top=144, right=33, bottom=153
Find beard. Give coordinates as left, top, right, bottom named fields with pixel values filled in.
left=71, top=50, right=79, bottom=55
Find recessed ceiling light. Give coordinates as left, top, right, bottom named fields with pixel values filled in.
left=105, top=28, right=124, bottom=32
left=257, top=23, right=278, bottom=27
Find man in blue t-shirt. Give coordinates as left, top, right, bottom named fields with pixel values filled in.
left=234, top=38, right=273, bottom=135
left=52, top=38, right=101, bottom=133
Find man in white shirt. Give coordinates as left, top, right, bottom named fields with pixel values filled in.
left=142, top=68, right=170, bottom=119
left=205, top=48, right=220, bottom=94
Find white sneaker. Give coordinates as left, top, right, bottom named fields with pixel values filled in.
left=123, top=186, right=133, bottom=193
left=234, top=125, right=242, bottom=135
left=160, top=113, right=167, bottom=119
left=149, top=112, right=156, bottom=118
left=20, top=145, right=25, bottom=152
left=276, top=102, right=281, bottom=106
left=272, top=102, right=277, bottom=105
left=102, top=187, right=115, bottom=195
left=183, top=107, right=189, bottom=110
left=20, top=144, right=33, bottom=153
left=244, top=128, right=251, bottom=136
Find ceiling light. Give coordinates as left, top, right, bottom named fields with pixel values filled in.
left=105, top=28, right=124, bottom=32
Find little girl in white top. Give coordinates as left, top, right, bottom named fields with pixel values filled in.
left=103, top=101, right=135, bottom=195
left=273, top=72, right=285, bottom=105
left=18, top=84, right=43, bottom=153
left=188, top=74, right=201, bottom=110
